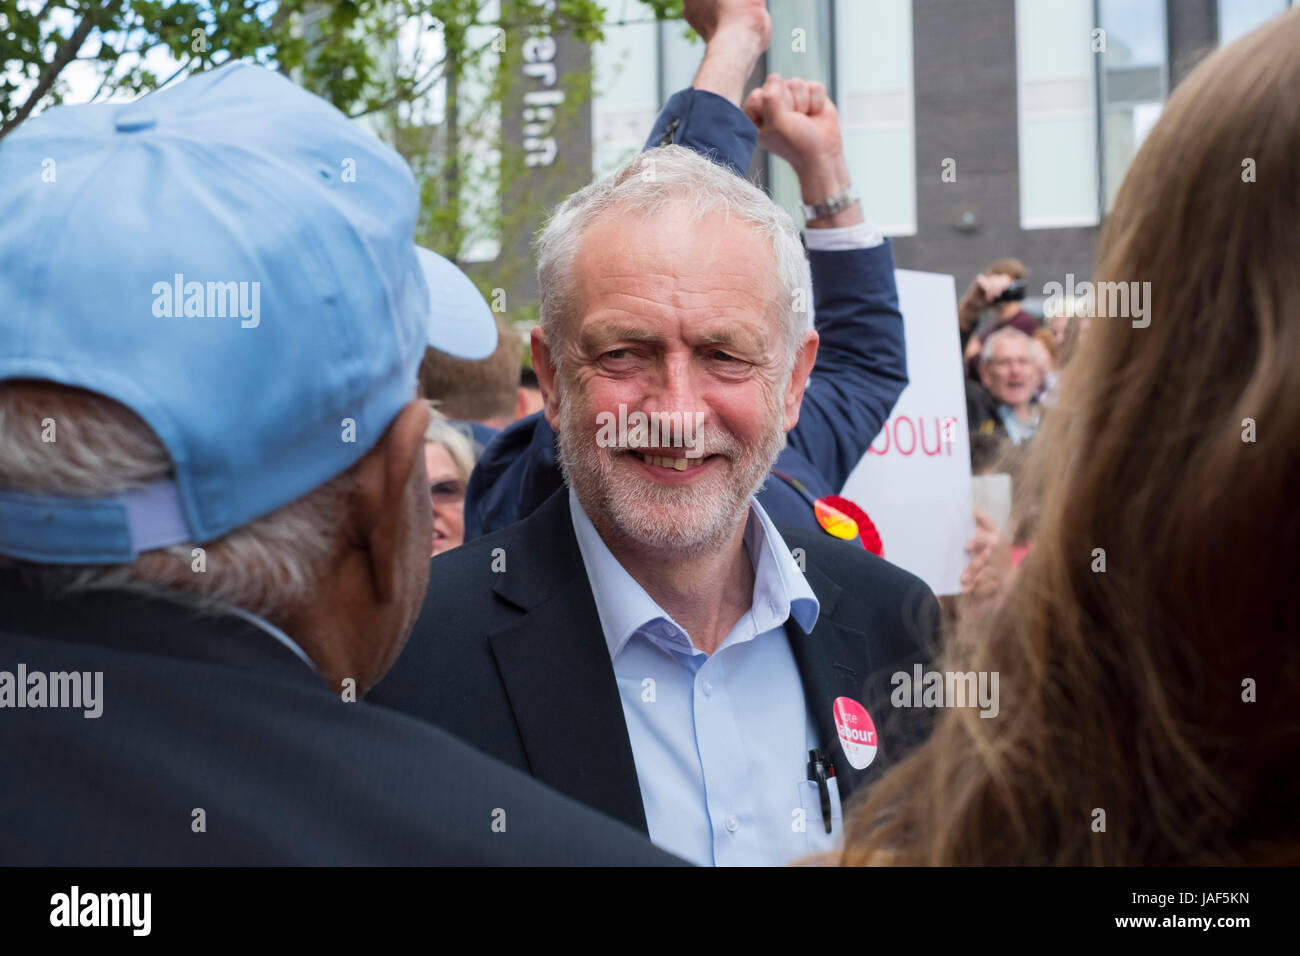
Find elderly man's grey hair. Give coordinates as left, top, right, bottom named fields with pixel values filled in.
left=535, top=145, right=813, bottom=374
left=981, top=326, right=1036, bottom=365
left=0, top=382, right=354, bottom=622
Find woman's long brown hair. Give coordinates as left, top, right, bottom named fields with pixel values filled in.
left=839, top=9, right=1300, bottom=866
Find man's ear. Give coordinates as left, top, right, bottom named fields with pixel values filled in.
left=530, top=326, right=563, bottom=430
left=979, top=362, right=993, bottom=390
left=352, top=398, right=430, bottom=603
left=782, top=330, right=820, bottom=432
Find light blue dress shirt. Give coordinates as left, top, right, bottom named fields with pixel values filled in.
left=569, top=488, right=844, bottom=866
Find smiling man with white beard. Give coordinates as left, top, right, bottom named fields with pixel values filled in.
left=375, top=145, right=942, bottom=865
left=545, top=179, right=800, bottom=627
left=371, top=0, right=940, bottom=865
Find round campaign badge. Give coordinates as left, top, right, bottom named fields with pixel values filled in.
left=833, top=696, right=878, bottom=770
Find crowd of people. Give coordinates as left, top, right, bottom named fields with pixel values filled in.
left=1, top=0, right=1296, bottom=867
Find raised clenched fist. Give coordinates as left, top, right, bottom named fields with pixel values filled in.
left=743, top=73, right=842, bottom=177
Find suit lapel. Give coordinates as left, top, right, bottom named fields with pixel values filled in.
left=786, top=561, right=878, bottom=799
left=486, top=491, right=648, bottom=833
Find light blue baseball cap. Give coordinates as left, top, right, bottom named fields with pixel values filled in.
left=0, top=62, right=496, bottom=563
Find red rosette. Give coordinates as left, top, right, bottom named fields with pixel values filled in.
left=822, top=494, right=883, bottom=556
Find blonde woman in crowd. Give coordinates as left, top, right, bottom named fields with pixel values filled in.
left=423, top=407, right=477, bottom=557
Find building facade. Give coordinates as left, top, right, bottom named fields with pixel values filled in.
left=485, top=0, right=1291, bottom=309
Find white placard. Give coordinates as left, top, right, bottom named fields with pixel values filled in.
left=971, top=473, right=1013, bottom=534
left=840, top=270, right=974, bottom=596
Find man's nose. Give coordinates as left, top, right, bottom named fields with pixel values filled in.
left=642, top=355, right=703, bottom=415
left=636, top=355, right=709, bottom=452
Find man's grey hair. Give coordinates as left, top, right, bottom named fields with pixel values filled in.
left=0, top=382, right=354, bottom=622
left=535, top=145, right=813, bottom=374
left=981, top=326, right=1035, bottom=366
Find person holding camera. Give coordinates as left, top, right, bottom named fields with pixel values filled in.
left=958, top=257, right=1040, bottom=380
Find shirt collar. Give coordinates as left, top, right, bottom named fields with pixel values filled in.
left=997, top=402, right=1041, bottom=445
left=213, top=600, right=317, bottom=672
left=568, top=487, right=819, bottom=661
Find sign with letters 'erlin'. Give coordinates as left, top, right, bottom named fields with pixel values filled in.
left=840, top=270, right=975, bottom=596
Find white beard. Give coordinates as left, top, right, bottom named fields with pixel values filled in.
left=556, top=386, right=787, bottom=556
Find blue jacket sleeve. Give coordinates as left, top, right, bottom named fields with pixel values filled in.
left=644, top=88, right=757, bottom=174
left=785, top=241, right=909, bottom=492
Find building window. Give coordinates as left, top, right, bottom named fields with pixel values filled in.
left=592, top=0, right=662, bottom=178
left=457, top=0, right=504, bottom=262
left=764, top=0, right=920, bottom=236
left=767, top=0, right=916, bottom=236
left=834, top=0, right=917, bottom=236
left=371, top=0, right=503, bottom=263
left=1015, top=0, right=1169, bottom=229
left=1015, top=0, right=1101, bottom=229
left=1219, top=0, right=1294, bottom=44
left=1098, top=0, right=1167, bottom=211
left=766, top=1, right=833, bottom=224
left=591, top=1, right=704, bottom=178
left=594, top=1, right=916, bottom=235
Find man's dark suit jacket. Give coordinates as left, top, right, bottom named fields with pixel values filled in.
left=0, top=571, right=679, bottom=865
left=463, top=87, right=908, bottom=541
left=371, top=490, right=942, bottom=834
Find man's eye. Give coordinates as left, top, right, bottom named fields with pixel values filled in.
left=598, top=349, right=641, bottom=370
left=710, top=350, right=738, bottom=362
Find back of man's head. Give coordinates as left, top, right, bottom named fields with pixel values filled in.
left=1, top=382, right=352, bottom=616
left=0, top=63, right=488, bottom=693
left=419, top=316, right=523, bottom=425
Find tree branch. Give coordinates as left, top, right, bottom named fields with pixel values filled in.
left=89, top=61, right=117, bottom=101
left=347, top=53, right=448, bottom=119
left=155, top=54, right=197, bottom=91
left=1, top=0, right=117, bottom=140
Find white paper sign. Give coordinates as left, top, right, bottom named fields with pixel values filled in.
left=971, top=473, right=1013, bottom=534
left=839, top=270, right=975, bottom=596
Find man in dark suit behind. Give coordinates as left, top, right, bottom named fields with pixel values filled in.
left=373, top=1, right=941, bottom=866
left=0, top=63, right=675, bottom=866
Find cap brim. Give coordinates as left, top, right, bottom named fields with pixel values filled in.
left=416, top=245, right=498, bottom=360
